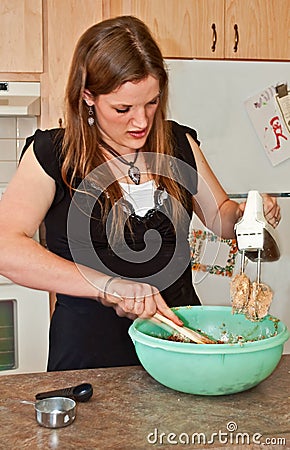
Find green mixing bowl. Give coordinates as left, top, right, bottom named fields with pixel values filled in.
left=129, top=306, right=289, bottom=395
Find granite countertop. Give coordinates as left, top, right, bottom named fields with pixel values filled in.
left=0, top=355, right=289, bottom=450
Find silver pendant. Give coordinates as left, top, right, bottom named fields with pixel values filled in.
left=128, top=165, right=140, bottom=185
left=88, top=116, right=95, bottom=126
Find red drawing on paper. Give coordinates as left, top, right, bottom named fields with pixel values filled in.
left=268, top=116, right=288, bottom=150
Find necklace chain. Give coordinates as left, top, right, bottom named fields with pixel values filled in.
left=100, top=140, right=141, bottom=185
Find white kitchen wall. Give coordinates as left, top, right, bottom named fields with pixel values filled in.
left=0, top=116, right=37, bottom=183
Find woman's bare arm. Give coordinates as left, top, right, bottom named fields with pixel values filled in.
left=0, top=145, right=108, bottom=296
left=187, top=135, right=280, bottom=238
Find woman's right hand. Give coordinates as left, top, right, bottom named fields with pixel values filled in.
left=99, top=277, right=183, bottom=325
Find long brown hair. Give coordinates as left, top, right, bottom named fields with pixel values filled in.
left=62, top=15, right=187, bottom=237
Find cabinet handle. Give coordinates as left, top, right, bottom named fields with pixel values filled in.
left=211, top=23, right=217, bottom=52
left=233, top=24, right=239, bottom=52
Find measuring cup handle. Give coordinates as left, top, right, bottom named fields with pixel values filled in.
left=35, top=386, right=74, bottom=400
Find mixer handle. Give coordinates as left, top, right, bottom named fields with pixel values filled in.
left=242, top=190, right=265, bottom=224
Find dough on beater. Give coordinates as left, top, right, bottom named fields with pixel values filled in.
left=246, top=281, right=273, bottom=321
left=230, top=273, right=250, bottom=313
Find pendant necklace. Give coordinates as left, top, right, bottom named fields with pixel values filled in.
left=100, top=140, right=141, bottom=185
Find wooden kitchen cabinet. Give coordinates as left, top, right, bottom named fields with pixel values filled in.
left=41, top=0, right=103, bottom=128
left=103, top=0, right=225, bottom=58
left=104, top=0, right=290, bottom=60
left=225, top=0, right=290, bottom=60
left=0, top=0, right=43, bottom=73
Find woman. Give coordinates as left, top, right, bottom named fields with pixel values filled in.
left=0, top=16, right=280, bottom=371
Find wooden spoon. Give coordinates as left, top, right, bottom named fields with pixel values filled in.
left=152, top=312, right=217, bottom=344
left=110, top=288, right=217, bottom=344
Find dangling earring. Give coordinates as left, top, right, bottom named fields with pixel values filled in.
left=88, top=106, right=95, bottom=126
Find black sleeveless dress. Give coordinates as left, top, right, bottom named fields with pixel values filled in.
left=22, top=120, right=201, bottom=371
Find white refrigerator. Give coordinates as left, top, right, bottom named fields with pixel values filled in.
left=166, top=60, right=290, bottom=353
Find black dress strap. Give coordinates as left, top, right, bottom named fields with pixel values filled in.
left=168, top=120, right=199, bottom=197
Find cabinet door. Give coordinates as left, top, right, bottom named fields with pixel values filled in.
left=41, top=0, right=103, bottom=128
left=225, top=0, right=290, bottom=60
left=0, top=0, right=43, bottom=72
left=104, top=0, right=225, bottom=58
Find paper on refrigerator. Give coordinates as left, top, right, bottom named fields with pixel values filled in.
left=245, top=85, right=290, bottom=166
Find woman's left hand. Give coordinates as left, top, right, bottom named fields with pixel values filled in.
left=238, top=193, right=281, bottom=228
